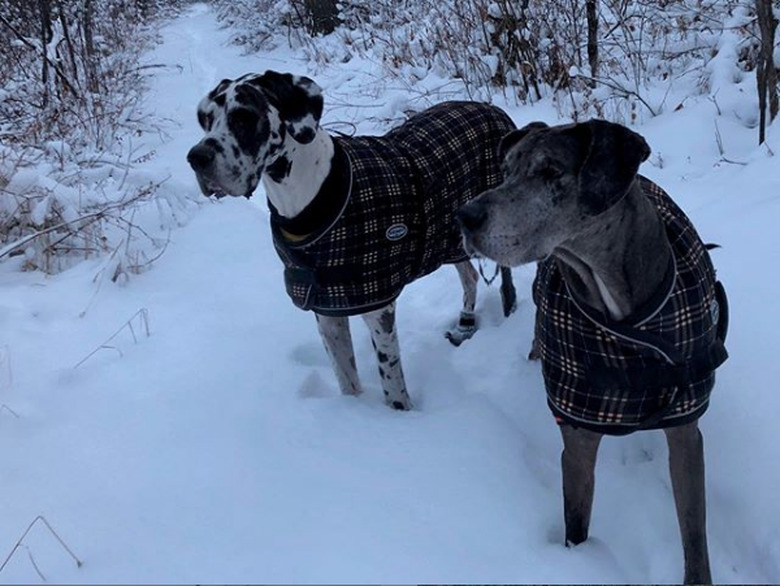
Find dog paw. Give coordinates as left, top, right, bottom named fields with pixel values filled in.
left=528, top=338, right=541, bottom=360
left=445, top=312, right=477, bottom=346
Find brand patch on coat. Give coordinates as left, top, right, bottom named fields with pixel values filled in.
left=385, top=223, right=408, bottom=241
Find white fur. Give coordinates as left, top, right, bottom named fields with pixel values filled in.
left=593, top=271, right=626, bottom=321
left=262, top=127, right=335, bottom=219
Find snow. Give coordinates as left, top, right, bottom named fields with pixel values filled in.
left=0, top=3, right=779, bottom=583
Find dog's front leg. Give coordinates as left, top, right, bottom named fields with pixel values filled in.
left=665, top=421, right=712, bottom=585
left=560, top=425, right=603, bottom=546
left=446, top=261, right=478, bottom=346
left=316, top=314, right=362, bottom=397
left=361, top=302, right=412, bottom=411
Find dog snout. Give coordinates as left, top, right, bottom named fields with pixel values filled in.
left=187, top=143, right=215, bottom=172
left=457, top=200, right=488, bottom=233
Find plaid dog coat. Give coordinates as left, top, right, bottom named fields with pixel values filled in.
left=534, top=177, right=728, bottom=435
left=271, top=101, right=516, bottom=316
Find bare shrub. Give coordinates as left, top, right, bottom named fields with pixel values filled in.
left=0, top=0, right=190, bottom=275
left=214, top=0, right=773, bottom=125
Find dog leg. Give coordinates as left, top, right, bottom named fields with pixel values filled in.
left=361, top=302, right=412, bottom=411
left=500, top=266, right=517, bottom=317
left=316, top=314, right=362, bottom=397
left=665, top=422, right=712, bottom=585
left=560, top=425, right=603, bottom=546
left=446, top=261, right=478, bottom=347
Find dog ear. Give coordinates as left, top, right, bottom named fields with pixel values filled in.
left=248, top=71, right=324, bottom=144
left=575, top=119, right=651, bottom=216
left=499, top=121, right=549, bottom=160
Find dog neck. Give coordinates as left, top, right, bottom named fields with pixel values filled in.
left=262, top=127, right=335, bottom=220
left=553, top=182, right=673, bottom=322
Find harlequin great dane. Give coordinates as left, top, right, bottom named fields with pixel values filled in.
left=187, top=70, right=517, bottom=411
left=459, top=120, right=728, bottom=584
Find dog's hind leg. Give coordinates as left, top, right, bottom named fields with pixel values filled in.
left=560, top=425, right=603, bottom=546
left=316, top=314, right=362, bottom=397
left=361, top=302, right=412, bottom=411
left=665, top=421, right=712, bottom=585
left=446, top=261, right=478, bottom=346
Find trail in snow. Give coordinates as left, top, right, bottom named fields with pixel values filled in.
left=0, top=4, right=778, bottom=583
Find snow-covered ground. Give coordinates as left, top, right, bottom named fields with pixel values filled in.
left=1, top=4, right=779, bottom=583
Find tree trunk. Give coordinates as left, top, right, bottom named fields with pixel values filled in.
left=586, top=0, right=598, bottom=85
left=756, top=0, right=778, bottom=144
left=303, top=0, right=339, bottom=35
left=82, top=0, right=98, bottom=94
left=39, top=0, right=52, bottom=107
left=57, top=0, right=79, bottom=92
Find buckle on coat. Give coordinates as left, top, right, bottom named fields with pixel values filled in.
left=284, top=266, right=317, bottom=311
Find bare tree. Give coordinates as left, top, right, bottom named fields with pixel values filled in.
left=586, top=0, right=598, bottom=84
left=756, top=0, right=778, bottom=144
left=302, top=0, right=339, bottom=35
left=39, top=0, right=52, bottom=107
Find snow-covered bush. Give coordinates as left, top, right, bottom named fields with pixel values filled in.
left=212, top=0, right=764, bottom=124
left=0, top=0, right=190, bottom=275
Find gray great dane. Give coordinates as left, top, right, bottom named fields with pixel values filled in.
left=459, top=119, right=728, bottom=584
left=187, top=71, right=516, bottom=411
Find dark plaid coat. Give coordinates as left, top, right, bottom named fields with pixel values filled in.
left=271, top=101, right=516, bottom=316
left=534, top=177, right=727, bottom=434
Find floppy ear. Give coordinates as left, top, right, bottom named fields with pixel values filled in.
left=575, top=119, right=651, bottom=216
left=248, top=70, right=324, bottom=144
left=499, top=121, right=549, bottom=160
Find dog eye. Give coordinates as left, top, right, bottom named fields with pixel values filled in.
left=539, top=164, right=562, bottom=181
left=197, top=110, right=214, bottom=130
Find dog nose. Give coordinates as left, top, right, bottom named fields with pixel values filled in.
left=457, top=200, right=488, bottom=232
left=187, top=144, right=215, bottom=171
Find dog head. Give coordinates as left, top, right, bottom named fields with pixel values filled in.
left=458, top=119, right=650, bottom=266
left=186, top=70, right=324, bottom=198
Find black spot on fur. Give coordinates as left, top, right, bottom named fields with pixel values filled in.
left=227, top=108, right=269, bottom=158
left=287, top=124, right=315, bottom=144
left=232, top=145, right=240, bottom=158
left=392, top=401, right=405, bottom=410
left=377, top=351, right=389, bottom=363
left=266, top=155, right=292, bottom=183
left=214, top=93, right=226, bottom=107
left=209, top=79, right=231, bottom=100
left=378, top=366, right=387, bottom=380
left=378, top=311, right=394, bottom=334
left=388, top=359, right=399, bottom=368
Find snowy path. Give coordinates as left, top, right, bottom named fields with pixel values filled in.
left=0, top=4, right=778, bottom=583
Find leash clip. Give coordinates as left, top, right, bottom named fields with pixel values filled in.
left=478, top=259, right=500, bottom=286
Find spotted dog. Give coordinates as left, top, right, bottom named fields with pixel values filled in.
left=187, top=70, right=517, bottom=410
left=459, top=120, right=728, bottom=584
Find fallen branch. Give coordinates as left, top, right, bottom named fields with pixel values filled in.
left=74, top=308, right=150, bottom=368
left=573, top=73, right=658, bottom=117
left=0, top=405, right=19, bottom=419
left=0, top=516, right=82, bottom=579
